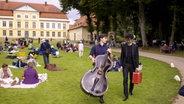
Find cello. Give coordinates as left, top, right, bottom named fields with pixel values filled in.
left=81, top=52, right=113, bottom=96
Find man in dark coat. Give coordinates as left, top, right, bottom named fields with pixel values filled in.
left=120, top=33, right=139, bottom=101
left=40, top=39, right=51, bottom=68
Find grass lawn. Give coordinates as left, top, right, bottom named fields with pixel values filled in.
left=0, top=41, right=180, bottom=104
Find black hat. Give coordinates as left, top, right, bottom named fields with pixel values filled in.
left=125, top=33, right=134, bottom=39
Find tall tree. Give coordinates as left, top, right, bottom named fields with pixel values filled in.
left=169, top=0, right=177, bottom=45
left=138, top=1, right=148, bottom=47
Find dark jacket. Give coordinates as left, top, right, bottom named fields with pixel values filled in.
left=120, top=43, right=139, bottom=69
left=40, top=42, right=51, bottom=54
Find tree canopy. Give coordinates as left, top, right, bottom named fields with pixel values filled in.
left=60, top=0, right=184, bottom=47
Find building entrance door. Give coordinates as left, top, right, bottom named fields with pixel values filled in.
left=25, top=31, right=29, bottom=38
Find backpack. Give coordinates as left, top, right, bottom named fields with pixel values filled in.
left=46, top=48, right=51, bottom=54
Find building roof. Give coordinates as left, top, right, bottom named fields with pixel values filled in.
left=69, top=16, right=88, bottom=30
left=0, top=10, right=13, bottom=16
left=0, top=1, right=68, bottom=19
left=40, top=12, right=67, bottom=19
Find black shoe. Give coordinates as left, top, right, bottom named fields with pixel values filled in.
left=123, top=97, right=128, bottom=101
left=99, top=97, right=104, bottom=103
left=129, top=92, right=133, bottom=96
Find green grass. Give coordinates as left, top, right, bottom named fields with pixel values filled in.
left=0, top=41, right=180, bottom=104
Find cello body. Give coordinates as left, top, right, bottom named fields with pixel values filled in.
left=81, top=54, right=113, bottom=96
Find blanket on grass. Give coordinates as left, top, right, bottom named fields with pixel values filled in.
left=0, top=73, right=47, bottom=88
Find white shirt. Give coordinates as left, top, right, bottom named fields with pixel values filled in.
left=0, top=67, right=13, bottom=79
left=78, top=43, right=84, bottom=51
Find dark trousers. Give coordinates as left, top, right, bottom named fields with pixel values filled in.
left=123, top=64, right=135, bottom=97
left=43, top=54, right=49, bottom=67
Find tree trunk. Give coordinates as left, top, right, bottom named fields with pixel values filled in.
left=138, top=2, right=148, bottom=48
left=169, top=0, right=176, bottom=45
left=86, top=14, right=94, bottom=41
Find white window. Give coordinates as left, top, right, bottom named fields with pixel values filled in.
left=32, top=15, right=36, bottom=19
left=88, top=34, right=90, bottom=39
left=58, top=23, right=61, bottom=29
left=3, top=30, right=6, bottom=36
left=52, top=32, right=55, bottom=37
left=18, top=31, right=21, bottom=36
left=25, top=31, right=29, bottom=37
left=3, top=21, right=6, bottom=27
left=9, top=30, right=13, bottom=36
left=9, top=21, right=13, bottom=28
left=32, top=22, right=36, bottom=28
left=46, top=31, right=50, bottom=37
left=63, top=24, right=66, bottom=29
left=63, top=32, right=66, bottom=37
left=17, top=22, right=21, bottom=28
left=46, top=23, right=50, bottom=28
left=17, top=14, right=21, bottom=18
left=25, top=15, right=29, bottom=19
left=41, top=31, right=44, bottom=37
left=58, top=32, right=61, bottom=37
left=40, top=23, right=44, bottom=29
left=25, top=22, right=29, bottom=28
left=52, top=23, right=55, bottom=29
left=33, top=31, right=36, bottom=37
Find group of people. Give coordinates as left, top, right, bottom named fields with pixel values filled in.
left=2, top=34, right=182, bottom=103
left=88, top=33, right=139, bottom=103
left=160, top=42, right=176, bottom=54
left=0, top=38, right=62, bottom=86
left=0, top=62, right=39, bottom=86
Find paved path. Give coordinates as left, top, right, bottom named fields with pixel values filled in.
left=112, top=49, right=184, bottom=104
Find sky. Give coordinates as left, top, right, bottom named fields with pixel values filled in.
left=7, top=0, right=81, bottom=24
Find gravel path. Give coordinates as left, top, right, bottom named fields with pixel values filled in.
left=112, top=49, right=184, bottom=104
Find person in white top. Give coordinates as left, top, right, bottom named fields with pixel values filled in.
left=78, top=41, right=84, bottom=58
left=0, top=63, right=20, bottom=86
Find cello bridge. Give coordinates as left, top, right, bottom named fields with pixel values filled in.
left=97, top=69, right=103, bottom=75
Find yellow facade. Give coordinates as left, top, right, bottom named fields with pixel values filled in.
left=0, top=4, right=69, bottom=40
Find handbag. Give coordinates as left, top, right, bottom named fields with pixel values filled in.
left=132, top=72, right=142, bottom=84
left=46, top=48, right=51, bottom=54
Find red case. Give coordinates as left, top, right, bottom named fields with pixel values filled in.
left=132, top=72, right=142, bottom=84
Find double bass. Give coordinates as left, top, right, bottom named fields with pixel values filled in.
left=81, top=52, right=113, bottom=96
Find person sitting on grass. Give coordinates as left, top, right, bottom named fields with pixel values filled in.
left=51, top=45, right=58, bottom=56
left=161, top=43, right=169, bottom=53
left=0, top=63, right=20, bottom=86
left=22, top=62, right=39, bottom=84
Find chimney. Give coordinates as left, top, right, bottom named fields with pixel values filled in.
left=6, top=0, right=8, bottom=3
left=45, top=1, right=47, bottom=6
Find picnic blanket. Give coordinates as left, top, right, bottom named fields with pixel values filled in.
left=0, top=73, right=47, bottom=88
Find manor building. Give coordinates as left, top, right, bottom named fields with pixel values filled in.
left=0, top=0, right=69, bottom=39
